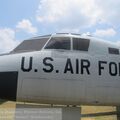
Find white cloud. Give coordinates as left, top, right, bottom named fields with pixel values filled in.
left=59, top=28, right=80, bottom=33
left=0, top=28, right=19, bottom=53
left=93, top=28, right=116, bottom=37
left=16, top=19, right=37, bottom=34
left=95, top=0, right=120, bottom=26
left=36, top=0, right=101, bottom=29
left=36, top=0, right=120, bottom=29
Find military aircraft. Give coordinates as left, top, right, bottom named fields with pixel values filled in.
left=0, top=33, right=120, bottom=106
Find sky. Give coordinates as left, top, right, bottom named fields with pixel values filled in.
left=0, top=0, right=120, bottom=53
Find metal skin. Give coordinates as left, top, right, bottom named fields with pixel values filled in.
left=0, top=34, right=120, bottom=106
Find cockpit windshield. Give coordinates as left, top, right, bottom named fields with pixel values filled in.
left=45, top=37, right=70, bottom=50
left=10, top=34, right=90, bottom=54
left=11, top=37, right=49, bottom=53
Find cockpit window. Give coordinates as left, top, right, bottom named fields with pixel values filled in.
left=45, top=37, right=70, bottom=50
left=11, top=37, right=49, bottom=53
left=108, top=47, right=119, bottom=55
left=73, top=38, right=90, bottom=51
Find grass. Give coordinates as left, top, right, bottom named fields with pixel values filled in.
left=81, top=106, right=117, bottom=120
left=0, top=100, right=118, bottom=120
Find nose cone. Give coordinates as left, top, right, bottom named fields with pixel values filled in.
left=0, top=71, right=18, bottom=101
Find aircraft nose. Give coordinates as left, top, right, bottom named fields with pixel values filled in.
left=0, top=71, right=18, bottom=101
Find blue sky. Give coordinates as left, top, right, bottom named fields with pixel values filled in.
left=0, top=0, right=40, bottom=39
left=0, top=0, right=120, bottom=53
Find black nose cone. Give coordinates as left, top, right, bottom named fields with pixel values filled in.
left=0, top=71, right=18, bottom=101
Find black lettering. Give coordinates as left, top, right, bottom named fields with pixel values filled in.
left=64, top=58, right=73, bottom=74
left=98, top=61, right=107, bottom=75
left=119, top=63, right=120, bottom=76
left=81, top=59, right=90, bottom=75
left=76, top=59, right=79, bottom=74
left=21, top=57, right=33, bottom=72
left=43, top=57, right=54, bottom=73
left=109, top=62, right=117, bottom=76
